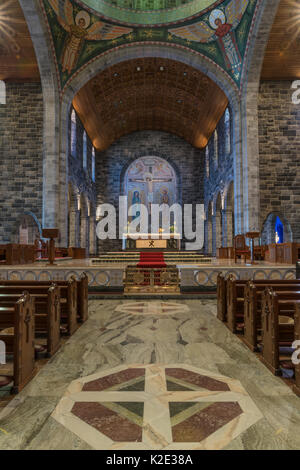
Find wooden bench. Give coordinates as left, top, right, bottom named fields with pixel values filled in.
left=244, top=281, right=300, bottom=351
left=0, top=273, right=88, bottom=324
left=261, top=288, right=300, bottom=377
left=226, top=276, right=300, bottom=333
left=294, top=306, right=300, bottom=397
left=0, top=292, right=35, bottom=393
left=0, top=285, right=60, bottom=358
left=0, top=280, right=77, bottom=336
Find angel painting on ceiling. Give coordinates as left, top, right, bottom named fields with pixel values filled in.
left=169, top=0, right=249, bottom=80
left=48, top=0, right=133, bottom=74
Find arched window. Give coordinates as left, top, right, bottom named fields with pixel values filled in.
left=224, top=107, right=231, bottom=155
left=70, top=109, right=76, bottom=157
left=83, top=131, right=87, bottom=170
left=205, top=146, right=209, bottom=178
left=0, top=81, right=6, bottom=105
left=214, top=130, right=218, bottom=167
left=92, top=147, right=95, bottom=182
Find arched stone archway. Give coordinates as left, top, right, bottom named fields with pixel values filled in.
left=224, top=181, right=235, bottom=247
left=213, top=192, right=222, bottom=256
left=68, top=184, right=80, bottom=247
left=205, top=201, right=213, bottom=255
left=80, top=194, right=90, bottom=254
left=59, top=44, right=240, bottom=246
left=261, top=212, right=293, bottom=245
left=19, top=1, right=282, bottom=246
left=241, top=0, right=281, bottom=233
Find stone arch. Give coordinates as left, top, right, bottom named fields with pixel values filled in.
left=119, top=150, right=182, bottom=205
left=59, top=44, right=241, bottom=245
left=205, top=201, right=213, bottom=255
left=19, top=1, right=61, bottom=231
left=240, top=0, right=281, bottom=234
left=12, top=213, right=41, bottom=245
left=89, top=201, right=97, bottom=255
left=261, top=212, right=293, bottom=246
left=223, top=180, right=235, bottom=247
left=68, top=184, right=80, bottom=247
left=80, top=194, right=89, bottom=254
left=214, top=192, right=223, bottom=255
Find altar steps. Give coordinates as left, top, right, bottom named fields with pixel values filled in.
left=92, top=251, right=211, bottom=264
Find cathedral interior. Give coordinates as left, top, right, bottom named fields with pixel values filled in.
left=0, top=0, right=300, bottom=452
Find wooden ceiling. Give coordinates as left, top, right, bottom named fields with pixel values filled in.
left=261, top=0, right=300, bottom=79
left=0, top=0, right=39, bottom=81
left=73, top=58, right=228, bottom=150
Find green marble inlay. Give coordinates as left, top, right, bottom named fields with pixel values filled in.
left=166, top=379, right=195, bottom=391
left=119, top=377, right=145, bottom=391
left=169, top=401, right=198, bottom=418
left=116, top=401, right=144, bottom=418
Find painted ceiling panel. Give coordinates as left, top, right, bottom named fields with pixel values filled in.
left=73, top=57, right=228, bottom=150
left=41, top=0, right=260, bottom=94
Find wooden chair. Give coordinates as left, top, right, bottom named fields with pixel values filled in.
left=234, top=235, right=250, bottom=264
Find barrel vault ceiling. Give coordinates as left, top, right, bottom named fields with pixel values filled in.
left=73, top=57, right=229, bottom=150
left=1, top=0, right=300, bottom=150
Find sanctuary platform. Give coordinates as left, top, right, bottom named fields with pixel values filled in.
left=0, top=256, right=295, bottom=292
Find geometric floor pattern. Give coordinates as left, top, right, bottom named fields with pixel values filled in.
left=115, top=301, right=190, bottom=316
left=52, top=364, right=262, bottom=450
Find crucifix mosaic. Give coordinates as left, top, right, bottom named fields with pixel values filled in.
left=52, top=364, right=262, bottom=449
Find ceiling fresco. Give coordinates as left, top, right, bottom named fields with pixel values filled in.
left=75, top=0, right=221, bottom=24
left=41, top=0, right=260, bottom=94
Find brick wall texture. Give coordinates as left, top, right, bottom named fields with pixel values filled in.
left=258, top=80, right=300, bottom=241
left=0, top=82, right=43, bottom=242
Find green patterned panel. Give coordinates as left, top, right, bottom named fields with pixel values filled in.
left=79, top=0, right=219, bottom=25
left=42, top=0, right=259, bottom=93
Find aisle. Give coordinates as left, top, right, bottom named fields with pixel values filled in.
left=0, top=299, right=299, bottom=450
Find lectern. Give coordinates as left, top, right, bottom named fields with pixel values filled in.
left=42, top=228, right=59, bottom=265
left=246, top=231, right=260, bottom=265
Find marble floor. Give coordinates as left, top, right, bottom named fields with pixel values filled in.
left=0, top=299, right=299, bottom=450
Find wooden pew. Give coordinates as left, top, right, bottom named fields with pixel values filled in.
left=0, top=292, right=35, bottom=393
left=0, top=280, right=77, bottom=336
left=261, top=288, right=300, bottom=375
left=0, top=274, right=88, bottom=324
left=226, top=276, right=300, bottom=333
left=0, top=285, right=60, bottom=357
left=244, top=281, right=300, bottom=351
left=217, top=273, right=226, bottom=321
left=293, top=305, right=300, bottom=397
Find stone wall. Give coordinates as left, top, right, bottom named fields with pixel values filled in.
left=96, top=130, right=204, bottom=251
left=0, top=82, right=43, bottom=242
left=68, top=109, right=97, bottom=253
left=204, top=110, right=234, bottom=255
left=258, top=81, right=300, bottom=242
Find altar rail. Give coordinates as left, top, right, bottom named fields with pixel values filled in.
left=124, top=266, right=180, bottom=294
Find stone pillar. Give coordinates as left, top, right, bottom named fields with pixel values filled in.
left=213, top=214, right=222, bottom=255
left=69, top=209, right=77, bottom=247
left=223, top=210, right=234, bottom=247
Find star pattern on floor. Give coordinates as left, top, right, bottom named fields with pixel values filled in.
left=52, top=364, right=262, bottom=450
left=114, top=301, right=190, bottom=316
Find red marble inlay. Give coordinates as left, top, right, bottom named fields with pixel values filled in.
left=83, top=368, right=145, bottom=391
left=165, top=368, right=230, bottom=392
left=171, top=402, right=242, bottom=442
left=71, top=402, right=142, bottom=442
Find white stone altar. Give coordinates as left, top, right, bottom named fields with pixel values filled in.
left=122, top=233, right=181, bottom=250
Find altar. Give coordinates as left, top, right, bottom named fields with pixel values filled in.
left=122, top=233, right=181, bottom=250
